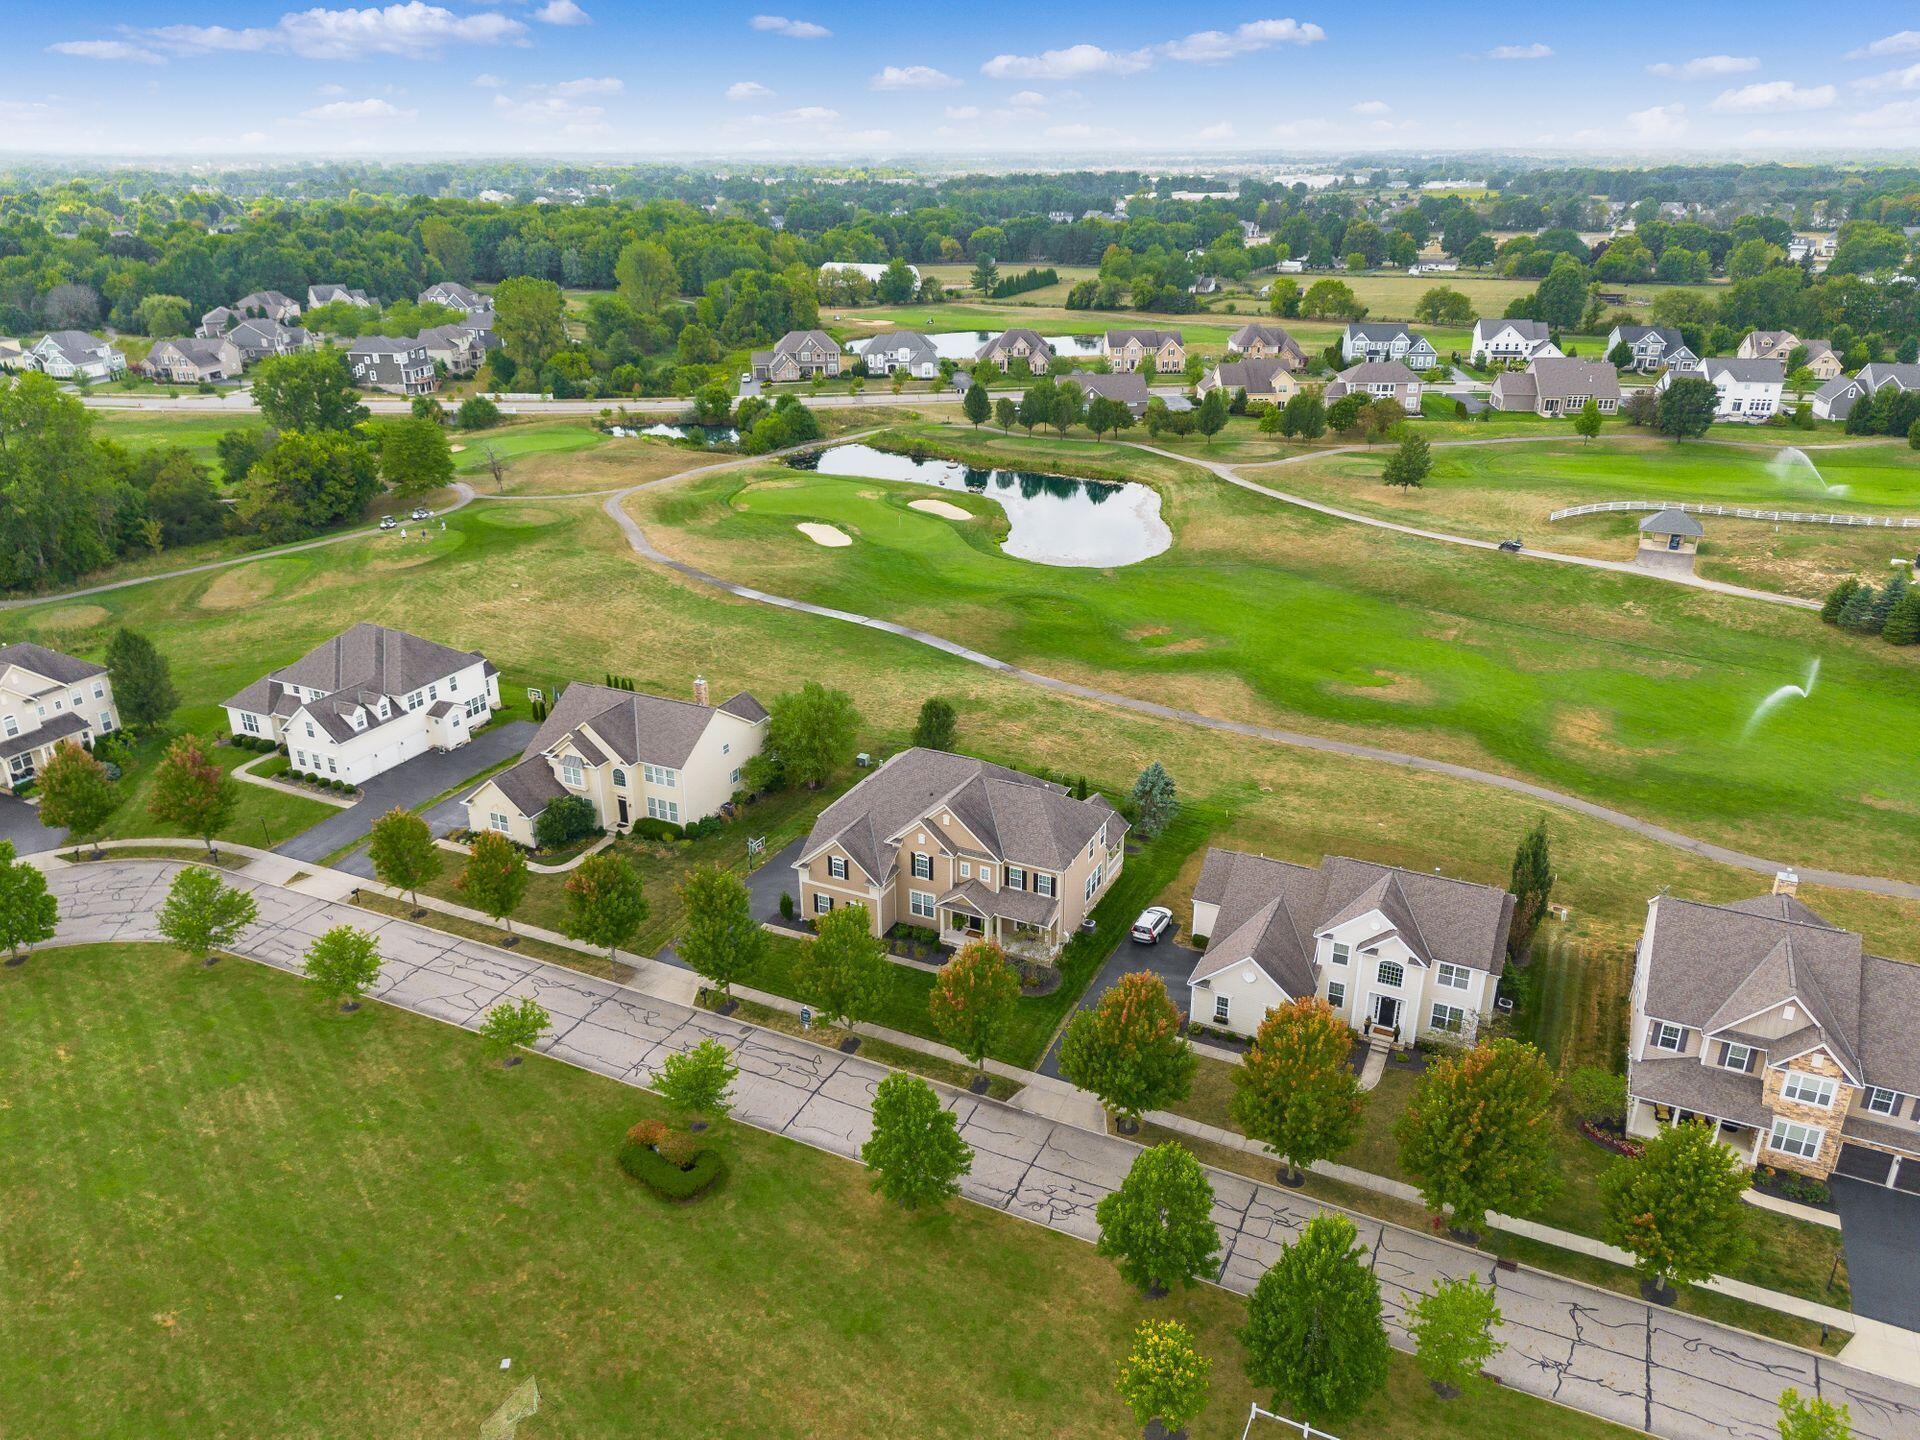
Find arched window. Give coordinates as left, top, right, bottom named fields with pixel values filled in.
left=612, top=769, right=627, bottom=788
left=1376, top=960, right=1404, bottom=988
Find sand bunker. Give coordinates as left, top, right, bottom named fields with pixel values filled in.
left=909, top=498, right=973, bottom=521
left=797, top=522, right=852, bottom=547
left=449, top=443, right=467, bottom=453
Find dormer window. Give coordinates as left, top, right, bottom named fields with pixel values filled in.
left=1719, top=1043, right=1753, bottom=1073
left=1651, top=1021, right=1687, bottom=1052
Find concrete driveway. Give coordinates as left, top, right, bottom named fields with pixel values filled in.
left=1038, top=935, right=1202, bottom=1078
left=274, top=720, right=536, bottom=864
left=1832, top=1178, right=1920, bottom=1329
left=0, top=794, right=65, bottom=856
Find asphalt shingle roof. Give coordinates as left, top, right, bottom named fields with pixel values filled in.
left=0, top=642, right=106, bottom=686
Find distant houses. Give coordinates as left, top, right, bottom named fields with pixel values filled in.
left=1075, top=371, right=1152, bottom=417
left=1324, top=360, right=1423, bottom=413
left=1469, top=317, right=1559, bottom=367
left=1198, top=358, right=1299, bottom=406
left=975, top=328, right=1054, bottom=373
left=1225, top=323, right=1307, bottom=370
left=308, top=283, right=373, bottom=309
left=1489, top=357, right=1620, bottom=418
left=1813, top=362, right=1920, bottom=422
left=1103, top=328, right=1184, bottom=374
left=751, top=329, right=843, bottom=383
left=1606, top=324, right=1698, bottom=374
left=347, top=335, right=437, bottom=396
left=1738, top=329, right=1842, bottom=380
left=26, top=331, right=126, bottom=382
left=419, top=281, right=493, bottom=319
left=227, top=317, right=312, bottom=364
left=142, top=335, right=242, bottom=384
left=1341, top=322, right=1437, bottom=371
left=1657, top=357, right=1783, bottom=423
left=416, top=323, right=493, bottom=376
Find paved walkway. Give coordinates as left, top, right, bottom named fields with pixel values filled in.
left=604, top=461, right=1920, bottom=903
left=38, top=858, right=1920, bottom=1439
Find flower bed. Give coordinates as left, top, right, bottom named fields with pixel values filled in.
left=1751, top=1165, right=1834, bottom=1210
left=1579, top=1119, right=1642, bottom=1158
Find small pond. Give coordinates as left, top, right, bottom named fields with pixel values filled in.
left=923, top=330, right=1108, bottom=362
left=633, top=422, right=739, bottom=443
left=789, top=443, right=1170, bottom=568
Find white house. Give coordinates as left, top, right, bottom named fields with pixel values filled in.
left=308, top=284, right=373, bottom=309
left=222, top=623, right=499, bottom=786
left=419, top=281, right=493, bottom=319
left=1469, top=317, right=1560, bottom=366
left=1607, top=324, right=1698, bottom=375
left=819, top=261, right=920, bottom=286
left=1341, top=322, right=1437, bottom=370
left=28, top=331, right=126, bottom=382
left=1658, top=357, right=1784, bottom=424
left=1186, top=849, right=1514, bottom=1046
left=463, top=678, right=766, bottom=845
left=857, top=331, right=940, bottom=378
left=0, top=642, right=118, bottom=793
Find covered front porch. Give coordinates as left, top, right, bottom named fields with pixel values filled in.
left=937, top=880, right=1064, bottom=963
left=1628, top=1095, right=1766, bottom=1165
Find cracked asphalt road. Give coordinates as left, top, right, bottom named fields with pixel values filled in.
left=41, top=860, right=1920, bottom=1440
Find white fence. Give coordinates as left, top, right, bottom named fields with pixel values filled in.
left=1549, top=499, right=1920, bottom=530
left=1241, top=1404, right=1342, bottom=1439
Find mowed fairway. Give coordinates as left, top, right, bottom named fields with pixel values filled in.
left=0, top=943, right=1642, bottom=1440
left=633, top=434, right=1920, bottom=881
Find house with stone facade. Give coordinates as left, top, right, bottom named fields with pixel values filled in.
left=0, top=642, right=119, bottom=793
left=142, top=335, right=242, bottom=384
left=464, top=678, right=766, bottom=846
left=792, top=748, right=1126, bottom=960
left=1103, top=328, right=1185, bottom=373
left=751, top=330, right=843, bottom=383
left=974, top=328, right=1054, bottom=374
left=1185, top=849, right=1513, bottom=1045
left=1627, top=879, right=1920, bottom=1189
left=1225, top=323, right=1307, bottom=370
left=222, top=623, right=498, bottom=786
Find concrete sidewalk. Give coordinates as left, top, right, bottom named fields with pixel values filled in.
left=32, top=858, right=1920, bottom=1436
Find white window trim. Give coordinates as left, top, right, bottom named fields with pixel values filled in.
left=1721, top=1043, right=1753, bottom=1073
left=1213, top=995, right=1231, bottom=1024
left=1375, top=960, right=1404, bottom=989
left=1767, top=1118, right=1824, bottom=1161
left=1652, top=1021, right=1686, bottom=1052
left=1430, top=1002, right=1466, bottom=1034
left=1781, top=1071, right=1836, bottom=1110
left=1436, top=962, right=1470, bottom=991
left=909, top=890, right=935, bottom=920
left=1865, top=1087, right=1900, bottom=1116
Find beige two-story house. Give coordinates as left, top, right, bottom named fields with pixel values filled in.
left=1104, top=328, right=1185, bottom=374
left=0, top=642, right=119, bottom=792
left=792, top=748, right=1127, bottom=959
left=464, top=679, right=766, bottom=845
left=974, top=329, right=1054, bottom=374
left=1226, top=323, right=1308, bottom=370
left=1627, top=878, right=1920, bottom=1188
left=1185, top=849, right=1513, bottom=1045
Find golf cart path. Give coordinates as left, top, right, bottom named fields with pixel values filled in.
left=0, top=483, right=478, bottom=612
left=1132, top=440, right=1819, bottom=611
left=605, top=450, right=1920, bottom=901
left=34, top=858, right=1920, bottom=1440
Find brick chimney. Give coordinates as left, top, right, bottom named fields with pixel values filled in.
left=1773, top=868, right=1799, bottom=897
left=693, top=675, right=710, bottom=707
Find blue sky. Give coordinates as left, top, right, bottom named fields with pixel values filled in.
left=10, top=2, right=1920, bottom=158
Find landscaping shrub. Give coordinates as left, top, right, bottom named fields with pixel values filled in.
left=1563, top=1066, right=1628, bottom=1127
left=779, top=891, right=795, bottom=921
left=631, top=817, right=683, bottom=842
left=617, top=1132, right=725, bottom=1200
left=536, top=793, right=599, bottom=849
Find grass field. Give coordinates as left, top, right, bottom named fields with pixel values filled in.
left=630, top=427, right=1920, bottom=886
left=91, top=407, right=262, bottom=464
left=0, top=942, right=1643, bottom=1440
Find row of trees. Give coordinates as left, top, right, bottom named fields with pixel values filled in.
left=1820, top=573, right=1920, bottom=644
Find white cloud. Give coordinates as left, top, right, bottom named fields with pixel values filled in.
left=69, top=4, right=531, bottom=63
left=1844, top=99, right=1920, bottom=130
left=1646, top=54, right=1758, bottom=79
left=1270, top=116, right=1334, bottom=141
left=1008, top=89, right=1047, bottom=106
left=297, top=96, right=416, bottom=121
left=316, top=81, right=346, bottom=94
left=49, top=39, right=165, bottom=63
left=774, top=105, right=839, bottom=124
left=533, top=0, right=590, bottom=24
left=1849, top=31, right=1920, bottom=59
left=726, top=80, right=774, bottom=101
left=1195, top=120, right=1235, bottom=141
left=1710, top=80, right=1836, bottom=112
left=1627, top=103, right=1688, bottom=138
left=943, top=104, right=981, bottom=120
left=750, top=14, right=830, bottom=38
left=1484, top=42, right=1552, bottom=61
left=983, top=17, right=1323, bottom=79
left=870, top=65, right=959, bottom=90
left=491, top=89, right=610, bottom=134
left=472, top=72, right=503, bottom=87
left=546, top=75, right=620, bottom=96
left=1045, top=122, right=1101, bottom=140
left=1350, top=99, right=1390, bottom=115
left=1856, top=63, right=1920, bottom=92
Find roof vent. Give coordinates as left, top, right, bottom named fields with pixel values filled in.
left=1783, top=1004, right=1797, bottom=1023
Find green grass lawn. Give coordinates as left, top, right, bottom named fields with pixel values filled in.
left=633, top=428, right=1920, bottom=887
left=1, top=942, right=1643, bottom=1440
left=91, top=408, right=263, bottom=464
left=1167, top=1053, right=1850, bottom=1313
left=452, top=420, right=611, bottom=472
left=77, top=731, right=338, bottom=851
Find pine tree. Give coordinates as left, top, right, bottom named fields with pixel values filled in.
left=1870, top=571, right=1907, bottom=632
left=1095, top=1142, right=1221, bottom=1295
left=1820, top=577, right=1859, bottom=625
left=1129, top=761, right=1179, bottom=838
left=1507, top=818, right=1554, bottom=960
left=1838, top=582, right=1878, bottom=633
left=1882, top=588, right=1920, bottom=645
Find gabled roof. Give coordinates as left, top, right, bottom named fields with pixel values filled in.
left=482, top=756, right=567, bottom=819
left=226, top=623, right=484, bottom=711
left=36, top=331, right=114, bottom=363
left=773, top=329, right=840, bottom=356
left=0, top=709, right=88, bottom=760
left=523, top=680, right=764, bottom=772
left=859, top=330, right=937, bottom=360
left=348, top=335, right=425, bottom=358
left=1347, top=321, right=1413, bottom=342
left=1333, top=360, right=1421, bottom=385
left=1702, top=357, right=1784, bottom=385
left=1209, top=359, right=1290, bottom=392
left=977, top=328, right=1053, bottom=360
left=1528, top=356, right=1621, bottom=401
left=1814, top=374, right=1863, bottom=403
left=1640, top=507, right=1704, bottom=537
left=1613, top=324, right=1686, bottom=348
left=0, top=641, right=106, bottom=686
left=1106, top=328, right=1181, bottom=347
left=1474, top=317, right=1551, bottom=342
left=797, top=747, right=1123, bottom=885
left=1227, top=322, right=1303, bottom=353
left=1076, top=371, right=1150, bottom=407
left=1858, top=362, right=1920, bottom=393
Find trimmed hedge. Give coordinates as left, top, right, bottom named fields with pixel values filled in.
left=616, top=1138, right=725, bottom=1200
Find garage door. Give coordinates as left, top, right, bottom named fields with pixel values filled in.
left=1896, top=1156, right=1920, bottom=1194
left=1836, top=1143, right=1895, bottom=1185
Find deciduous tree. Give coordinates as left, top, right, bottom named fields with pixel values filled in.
left=155, top=864, right=258, bottom=967
left=993, top=396, right=1017, bottom=433
left=249, top=349, right=368, bottom=433
left=492, top=276, right=568, bottom=371
left=377, top=416, right=454, bottom=499
left=1382, top=431, right=1430, bottom=488
left=796, top=902, right=889, bottom=1032
left=861, top=1072, right=972, bottom=1207
left=758, top=681, right=858, bottom=790
left=303, top=924, right=382, bottom=1011
left=459, top=830, right=529, bottom=940
left=1096, top=1142, right=1221, bottom=1294
left=148, top=734, right=236, bottom=856
left=1115, top=1320, right=1211, bottom=1438
left=1655, top=375, right=1719, bottom=442
left=1408, top=1275, right=1504, bottom=1397
left=651, top=1036, right=740, bottom=1120
left=1232, top=999, right=1364, bottom=1184
left=1573, top=396, right=1604, bottom=441
left=676, top=864, right=766, bottom=999
left=1395, top=1038, right=1560, bottom=1237
left=1059, top=972, right=1195, bottom=1128
left=911, top=695, right=957, bottom=751
left=962, top=380, right=990, bottom=428
left=1241, top=1213, right=1390, bottom=1419
left=928, top=939, right=1020, bottom=1077
left=0, top=840, right=58, bottom=966
left=1777, top=1388, right=1854, bottom=1440
left=1601, top=1120, right=1750, bottom=1299
left=561, top=851, right=650, bottom=965
left=37, top=740, right=118, bottom=857
left=368, top=807, right=440, bottom=914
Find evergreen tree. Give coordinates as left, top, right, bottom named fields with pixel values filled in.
left=1882, top=587, right=1920, bottom=645
left=1507, top=817, right=1555, bottom=960
left=911, top=695, right=958, bottom=750
left=676, top=865, right=766, bottom=1000
left=1820, top=577, right=1859, bottom=625
left=1241, top=1213, right=1390, bottom=1419
left=861, top=1072, right=972, bottom=1207
left=1870, top=571, right=1907, bottom=632
left=1195, top=387, right=1230, bottom=444
left=1232, top=998, right=1364, bottom=1184
left=1601, top=1120, right=1750, bottom=1298
left=962, top=381, right=990, bottom=428
left=1838, top=581, right=1878, bottom=633
left=1129, top=761, right=1179, bottom=839
left=104, top=628, right=178, bottom=731
left=1095, top=1142, right=1222, bottom=1294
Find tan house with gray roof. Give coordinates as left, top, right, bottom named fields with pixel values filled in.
left=0, top=642, right=118, bottom=793
left=1186, top=849, right=1513, bottom=1045
left=751, top=330, right=843, bottom=383
left=463, top=678, right=766, bottom=845
left=1198, top=358, right=1300, bottom=405
left=1103, top=328, right=1185, bottom=373
left=1628, top=879, right=1920, bottom=1187
left=222, top=623, right=498, bottom=786
left=1226, top=323, right=1307, bottom=370
left=974, top=328, right=1054, bottom=374
left=1488, top=356, right=1621, bottom=417
left=793, top=748, right=1127, bottom=959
